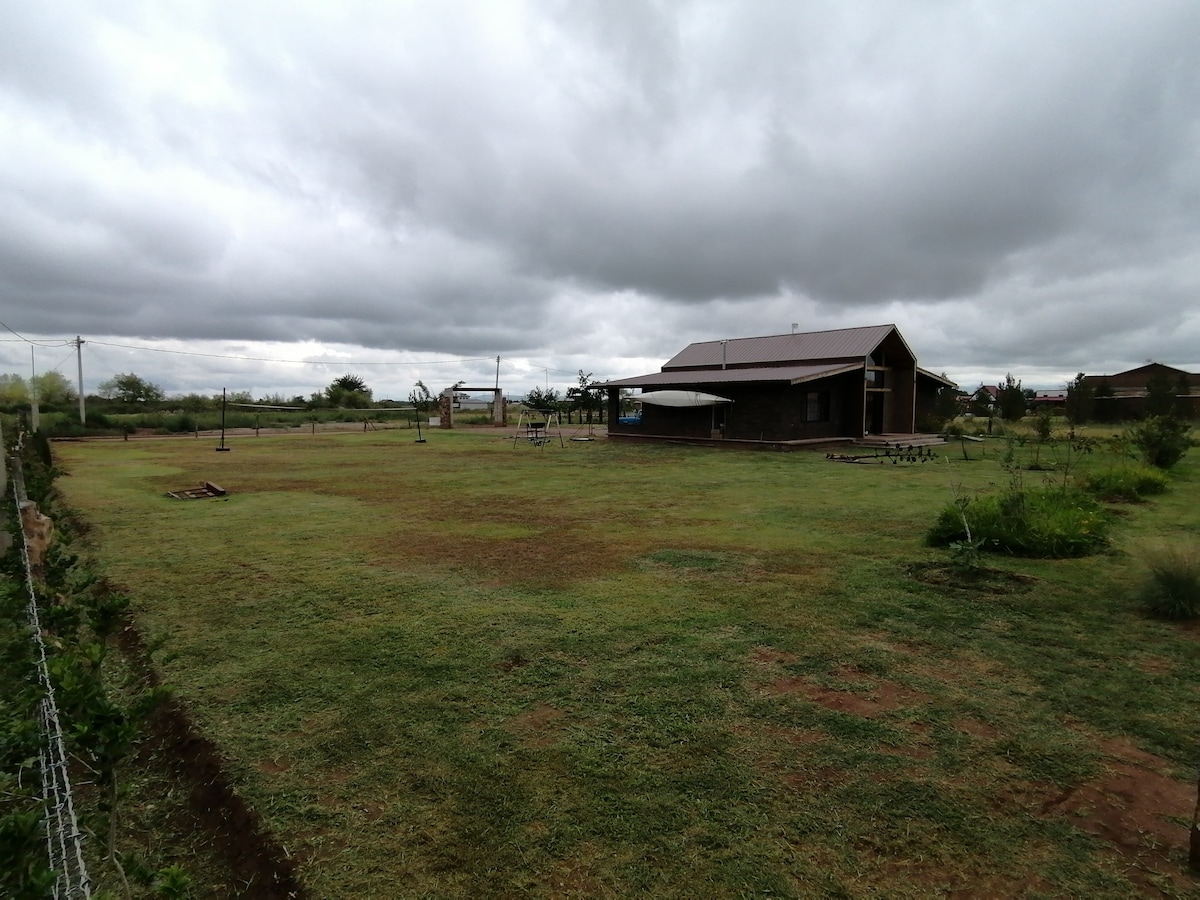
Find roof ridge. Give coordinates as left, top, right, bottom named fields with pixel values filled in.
left=694, top=323, right=895, bottom=345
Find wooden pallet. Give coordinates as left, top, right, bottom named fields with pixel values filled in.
left=166, top=481, right=227, bottom=500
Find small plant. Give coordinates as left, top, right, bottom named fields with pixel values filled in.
left=153, top=864, right=194, bottom=898
left=927, top=487, right=1109, bottom=558
left=1128, top=416, right=1192, bottom=469
left=1030, top=411, right=1054, bottom=469
left=1138, top=544, right=1200, bottom=620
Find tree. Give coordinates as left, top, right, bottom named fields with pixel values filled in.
left=566, top=370, right=600, bottom=423
left=997, top=373, right=1027, bottom=421
left=325, top=374, right=372, bottom=408
left=32, top=371, right=77, bottom=406
left=1144, top=368, right=1176, bottom=418
left=408, top=380, right=435, bottom=416
left=0, top=373, right=29, bottom=405
left=934, top=381, right=960, bottom=425
left=524, top=386, right=560, bottom=412
left=98, top=372, right=165, bottom=404
left=1065, top=373, right=1093, bottom=426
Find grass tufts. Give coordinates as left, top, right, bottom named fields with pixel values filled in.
left=1079, top=464, right=1168, bottom=502
left=1138, top=544, right=1200, bottom=620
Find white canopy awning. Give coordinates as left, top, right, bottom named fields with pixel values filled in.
left=634, top=390, right=732, bottom=407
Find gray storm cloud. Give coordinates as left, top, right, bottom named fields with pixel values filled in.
left=1, top=0, right=1198, bottom=396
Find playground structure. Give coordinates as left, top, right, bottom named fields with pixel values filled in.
left=513, top=408, right=565, bottom=449
left=438, top=387, right=507, bottom=428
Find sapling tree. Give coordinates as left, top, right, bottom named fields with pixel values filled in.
left=1065, top=373, right=1093, bottom=426
left=1144, top=368, right=1176, bottom=418
left=1030, top=410, right=1054, bottom=469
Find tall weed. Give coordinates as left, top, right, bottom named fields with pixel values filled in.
left=1138, top=544, right=1200, bottom=620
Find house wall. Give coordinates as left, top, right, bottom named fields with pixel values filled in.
left=888, top=364, right=916, bottom=433
left=606, top=371, right=866, bottom=442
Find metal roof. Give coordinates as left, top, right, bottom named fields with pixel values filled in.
left=662, top=324, right=903, bottom=370
left=916, top=368, right=958, bottom=388
left=599, top=363, right=863, bottom=389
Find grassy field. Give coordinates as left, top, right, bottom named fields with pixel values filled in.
left=52, top=428, right=1200, bottom=897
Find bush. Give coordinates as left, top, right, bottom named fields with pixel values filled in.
left=1138, top=545, right=1200, bottom=620
left=927, top=487, right=1110, bottom=558
left=1128, top=416, right=1192, bottom=469
left=1079, top=465, right=1169, bottom=502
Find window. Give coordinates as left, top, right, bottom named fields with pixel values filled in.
left=806, top=391, right=830, bottom=422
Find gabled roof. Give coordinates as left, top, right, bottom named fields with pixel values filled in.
left=662, top=324, right=909, bottom=371
left=600, top=363, right=864, bottom=390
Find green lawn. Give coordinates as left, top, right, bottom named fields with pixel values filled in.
left=52, top=429, right=1200, bottom=897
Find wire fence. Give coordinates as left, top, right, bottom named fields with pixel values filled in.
left=9, top=445, right=92, bottom=899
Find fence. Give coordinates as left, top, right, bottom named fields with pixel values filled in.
left=9, top=444, right=92, bottom=898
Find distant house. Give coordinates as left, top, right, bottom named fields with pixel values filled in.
left=599, top=324, right=954, bottom=446
left=1030, top=390, right=1068, bottom=411
left=962, top=385, right=1001, bottom=413
left=1082, top=363, right=1200, bottom=419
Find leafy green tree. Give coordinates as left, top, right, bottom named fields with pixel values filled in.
left=98, top=372, right=165, bottom=404
left=176, top=393, right=212, bottom=412
left=1144, top=368, right=1176, bottom=418
left=567, top=370, right=600, bottom=423
left=325, top=374, right=372, bottom=408
left=934, top=381, right=960, bottom=425
left=408, top=380, right=435, bottom=416
left=0, top=373, right=28, bottom=405
left=997, top=373, right=1027, bottom=421
left=32, top=371, right=76, bottom=406
left=1065, top=373, right=1093, bottom=426
left=524, top=386, right=560, bottom=412
left=1130, top=416, right=1192, bottom=468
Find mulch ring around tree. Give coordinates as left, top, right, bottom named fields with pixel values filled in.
left=906, top=561, right=1037, bottom=594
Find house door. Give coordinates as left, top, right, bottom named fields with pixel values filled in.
left=865, top=393, right=885, bottom=435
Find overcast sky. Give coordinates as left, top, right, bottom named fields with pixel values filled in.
left=2, top=0, right=1198, bottom=400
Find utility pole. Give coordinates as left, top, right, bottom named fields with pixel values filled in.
left=75, top=336, right=86, bottom=424
left=30, top=346, right=39, bottom=433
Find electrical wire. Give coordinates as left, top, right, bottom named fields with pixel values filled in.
left=0, top=320, right=73, bottom=348
left=85, top=338, right=496, bottom=368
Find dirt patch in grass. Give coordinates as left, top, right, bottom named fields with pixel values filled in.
left=365, top=512, right=631, bottom=588
left=750, top=645, right=799, bottom=666
left=906, top=561, right=1037, bottom=594
left=760, top=661, right=1198, bottom=892
left=1133, top=656, right=1173, bottom=675
left=1037, top=739, right=1196, bottom=893
left=510, top=703, right=566, bottom=748
left=764, top=673, right=932, bottom=718
left=953, top=718, right=1001, bottom=741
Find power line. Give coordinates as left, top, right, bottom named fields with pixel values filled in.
left=0, top=320, right=73, bottom=349
left=84, top=339, right=496, bottom=368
